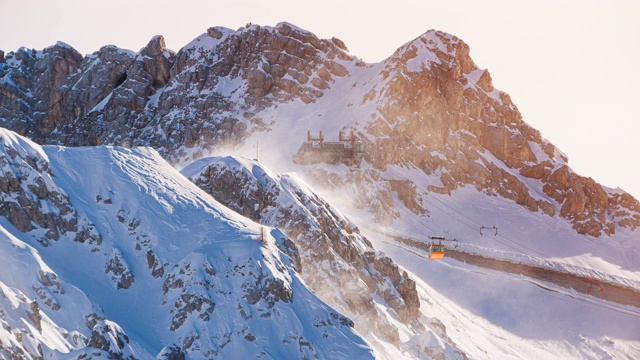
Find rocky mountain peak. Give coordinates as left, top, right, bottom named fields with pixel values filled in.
left=343, top=26, right=640, bottom=236
left=141, top=35, right=167, bottom=57
left=206, top=21, right=357, bottom=100
left=391, top=29, right=471, bottom=73
left=0, top=21, right=638, bottom=240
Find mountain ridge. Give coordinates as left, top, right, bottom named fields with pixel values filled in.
left=1, top=22, right=637, bottom=239
left=181, top=155, right=433, bottom=354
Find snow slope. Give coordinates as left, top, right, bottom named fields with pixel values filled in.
left=182, top=156, right=468, bottom=359
left=179, top=155, right=640, bottom=359
left=0, top=129, right=374, bottom=359
left=0, top=224, right=113, bottom=359
left=367, top=229, right=640, bottom=359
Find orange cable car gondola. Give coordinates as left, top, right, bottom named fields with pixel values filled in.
left=428, top=244, right=446, bottom=260
left=427, top=236, right=457, bottom=260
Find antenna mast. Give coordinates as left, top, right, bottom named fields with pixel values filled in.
left=255, top=140, right=259, bottom=162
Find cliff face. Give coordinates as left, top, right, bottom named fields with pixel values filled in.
left=359, top=30, right=640, bottom=236
left=182, top=156, right=424, bottom=352
left=0, top=23, right=638, bottom=238
left=0, top=23, right=356, bottom=160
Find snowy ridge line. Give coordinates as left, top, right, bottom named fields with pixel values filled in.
left=180, top=155, right=447, bottom=359
left=380, top=231, right=640, bottom=313
left=0, top=137, right=377, bottom=359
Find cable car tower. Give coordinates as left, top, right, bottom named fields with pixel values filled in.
left=292, top=130, right=365, bottom=167
left=427, top=236, right=458, bottom=260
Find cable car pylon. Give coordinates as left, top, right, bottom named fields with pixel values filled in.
left=480, top=226, right=498, bottom=236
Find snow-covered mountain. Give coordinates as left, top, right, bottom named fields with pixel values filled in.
left=1, top=22, right=640, bottom=359
left=0, top=128, right=375, bottom=359
left=1, top=22, right=638, bottom=239
left=2, top=125, right=639, bottom=359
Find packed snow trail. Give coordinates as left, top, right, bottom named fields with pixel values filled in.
left=384, top=233, right=640, bottom=313
left=365, top=230, right=640, bottom=358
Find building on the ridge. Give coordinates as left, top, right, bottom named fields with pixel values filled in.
left=293, top=130, right=365, bottom=167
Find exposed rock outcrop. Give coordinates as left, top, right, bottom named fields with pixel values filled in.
left=0, top=23, right=357, bottom=164
left=0, top=42, right=83, bottom=141
left=87, top=319, right=135, bottom=360
left=183, top=156, right=421, bottom=349
left=355, top=30, right=640, bottom=236
left=105, top=249, right=135, bottom=289
left=0, top=130, right=101, bottom=246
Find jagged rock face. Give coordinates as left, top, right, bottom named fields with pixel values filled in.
left=0, top=23, right=638, bottom=238
left=357, top=30, right=640, bottom=236
left=0, top=42, right=83, bottom=141
left=55, top=37, right=176, bottom=148
left=195, top=23, right=353, bottom=103
left=540, top=165, right=640, bottom=236
left=138, top=22, right=358, bottom=160
left=0, top=36, right=175, bottom=148
left=0, top=23, right=357, bottom=164
left=0, top=130, right=101, bottom=246
left=183, top=156, right=421, bottom=350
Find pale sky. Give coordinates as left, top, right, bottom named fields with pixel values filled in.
left=1, top=0, right=639, bottom=200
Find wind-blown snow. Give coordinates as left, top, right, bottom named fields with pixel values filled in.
left=0, top=132, right=374, bottom=358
